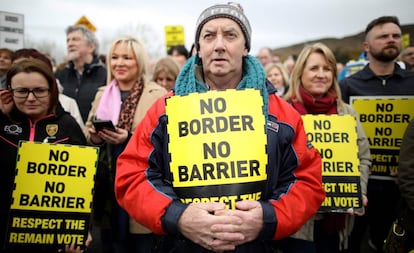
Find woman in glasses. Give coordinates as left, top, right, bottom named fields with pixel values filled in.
left=0, top=58, right=87, bottom=253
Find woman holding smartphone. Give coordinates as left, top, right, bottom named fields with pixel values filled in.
left=83, top=36, right=167, bottom=253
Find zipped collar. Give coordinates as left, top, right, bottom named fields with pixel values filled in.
left=356, top=63, right=407, bottom=81
left=27, top=113, right=55, bottom=142
left=66, top=55, right=105, bottom=74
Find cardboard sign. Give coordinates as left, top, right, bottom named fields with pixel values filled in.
left=166, top=89, right=267, bottom=209
left=164, top=25, right=185, bottom=52
left=6, top=142, right=98, bottom=251
left=302, top=114, right=362, bottom=212
left=350, top=96, right=414, bottom=177
left=0, top=11, right=24, bottom=49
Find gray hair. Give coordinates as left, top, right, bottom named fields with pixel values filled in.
left=65, top=25, right=99, bottom=56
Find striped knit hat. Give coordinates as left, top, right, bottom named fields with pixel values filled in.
left=194, top=2, right=251, bottom=52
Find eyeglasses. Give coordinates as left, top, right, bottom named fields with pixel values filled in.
left=11, top=87, right=50, bottom=98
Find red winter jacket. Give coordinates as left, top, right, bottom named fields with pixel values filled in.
left=115, top=84, right=325, bottom=251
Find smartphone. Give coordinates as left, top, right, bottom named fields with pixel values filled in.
left=92, top=119, right=116, bottom=132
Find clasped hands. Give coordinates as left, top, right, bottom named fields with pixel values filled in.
left=178, top=200, right=263, bottom=252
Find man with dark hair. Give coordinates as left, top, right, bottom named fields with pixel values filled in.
left=340, top=16, right=414, bottom=252
left=364, top=16, right=400, bottom=34
left=341, top=15, right=414, bottom=99
left=55, top=25, right=107, bottom=123
left=168, top=45, right=189, bottom=68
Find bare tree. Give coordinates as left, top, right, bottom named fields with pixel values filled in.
left=23, top=22, right=165, bottom=67
left=101, top=22, right=164, bottom=61
left=24, top=34, right=66, bottom=64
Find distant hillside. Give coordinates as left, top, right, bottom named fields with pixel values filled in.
left=271, top=24, right=414, bottom=63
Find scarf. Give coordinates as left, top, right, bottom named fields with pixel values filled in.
left=118, top=81, right=143, bottom=132
left=174, top=54, right=268, bottom=118
left=291, top=86, right=338, bottom=115
left=96, top=79, right=143, bottom=132
left=96, top=79, right=122, bottom=125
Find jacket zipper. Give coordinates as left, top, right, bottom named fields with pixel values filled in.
left=28, top=114, right=54, bottom=142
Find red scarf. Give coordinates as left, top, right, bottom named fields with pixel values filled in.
left=291, top=86, right=338, bottom=115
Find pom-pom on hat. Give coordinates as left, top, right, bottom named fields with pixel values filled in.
left=194, top=2, right=251, bottom=52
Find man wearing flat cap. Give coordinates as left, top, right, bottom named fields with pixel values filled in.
left=115, top=2, right=325, bottom=252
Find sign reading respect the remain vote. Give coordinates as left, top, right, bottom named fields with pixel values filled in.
left=166, top=89, right=268, bottom=209
left=350, top=96, right=414, bottom=177
left=6, top=141, right=98, bottom=251
left=302, top=115, right=362, bottom=213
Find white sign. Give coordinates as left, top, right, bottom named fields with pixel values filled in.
left=0, top=11, right=24, bottom=49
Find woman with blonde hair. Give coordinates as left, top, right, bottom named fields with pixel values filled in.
left=152, top=56, right=180, bottom=91
left=264, top=62, right=289, bottom=97
left=84, top=35, right=167, bottom=253
left=282, top=42, right=371, bottom=253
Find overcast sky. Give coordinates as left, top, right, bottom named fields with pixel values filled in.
left=3, top=0, right=414, bottom=61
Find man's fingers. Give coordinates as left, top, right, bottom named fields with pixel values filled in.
left=210, top=238, right=238, bottom=252
left=211, top=230, right=245, bottom=241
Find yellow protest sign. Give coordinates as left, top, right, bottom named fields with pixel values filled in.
left=74, top=15, right=96, bottom=32
left=6, top=142, right=98, bottom=251
left=11, top=142, right=97, bottom=212
left=402, top=33, right=410, bottom=49
left=350, top=96, right=414, bottom=177
left=302, top=114, right=362, bottom=212
left=164, top=25, right=185, bottom=52
left=166, top=89, right=267, bottom=209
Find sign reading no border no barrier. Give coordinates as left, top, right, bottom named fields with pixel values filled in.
left=164, top=25, right=184, bottom=52
left=6, top=141, right=98, bottom=251
left=166, top=89, right=268, bottom=209
left=350, top=96, right=414, bottom=177
left=302, top=115, right=362, bottom=213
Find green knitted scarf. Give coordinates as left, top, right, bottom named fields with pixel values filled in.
left=174, top=54, right=268, bottom=118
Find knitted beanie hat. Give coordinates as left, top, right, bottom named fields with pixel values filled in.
left=194, top=2, right=251, bottom=52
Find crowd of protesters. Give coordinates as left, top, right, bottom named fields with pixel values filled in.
left=1, top=3, right=414, bottom=253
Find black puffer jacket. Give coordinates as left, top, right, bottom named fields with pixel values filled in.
left=55, top=56, right=107, bottom=122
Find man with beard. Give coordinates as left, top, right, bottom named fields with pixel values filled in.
left=340, top=16, right=414, bottom=252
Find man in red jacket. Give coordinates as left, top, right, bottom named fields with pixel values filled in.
left=115, top=3, right=325, bottom=252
